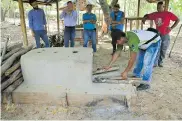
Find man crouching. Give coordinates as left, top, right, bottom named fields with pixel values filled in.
left=104, top=28, right=161, bottom=91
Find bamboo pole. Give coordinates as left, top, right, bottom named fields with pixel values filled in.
left=99, top=9, right=100, bottom=26
left=136, top=0, right=140, bottom=29
left=130, top=20, right=133, bottom=31
left=56, top=0, right=60, bottom=35
left=18, top=0, right=28, bottom=47
left=165, top=0, right=169, bottom=11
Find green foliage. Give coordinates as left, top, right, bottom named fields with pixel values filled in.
left=170, top=0, right=182, bottom=19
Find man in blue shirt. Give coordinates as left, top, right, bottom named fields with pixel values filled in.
left=110, top=4, right=125, bottom=55
left=28, top=0, right=50, bottom=48
left=82, top=4, right=97, bottom=52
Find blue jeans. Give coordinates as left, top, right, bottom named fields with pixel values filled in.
left=155, top=34, right=170, bottom=66
left=83, top=30, right=97, bottom=52
left=64, top=27, right=75, bottom=47
left=34, top=30, right=50, bottom=48
left=133, top=40, right=161, bottom=82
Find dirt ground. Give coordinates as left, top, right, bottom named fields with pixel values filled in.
left=1, top=21, right=182, bottom=120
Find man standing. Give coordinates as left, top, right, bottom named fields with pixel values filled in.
left=28, top=0, right=50, bottom=48
left=60, top=1, right=77, bottom=47
left=104, top=28, right=161, bottom=90
left=142, top=2, right=179, bottom=67
left=110, top=4, right=125, bottom=55
left=82, top=4, right=97, bottom=52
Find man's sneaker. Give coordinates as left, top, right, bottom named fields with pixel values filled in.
left=158, top=63, right=163, bottom=67
left=137, top=84, right=150, bottom=91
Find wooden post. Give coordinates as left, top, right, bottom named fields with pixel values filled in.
left=99, top=9, right=100, bottom=26
left=18, top=0, right=28, bottom=47
left=136, top=0, right=140, bottom=29
left=45, top=5, right=49, bottom=33
left=124, top=0, right=126, bottom=14
left=56, top=0, right=60, bottom=34
left=165, top=0, right=169, bottom=11
left=125, top=18, right=127, bottom=32
left=130, top=20, right=133, bottom=31
left=141, top=20, right=143, bottom=30
left=150, top=20, right=153, bottom=28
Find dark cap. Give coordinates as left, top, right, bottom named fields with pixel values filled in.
left=114, top=4, right=120, bottom=8
left=29, top=0, right=36, bottom=4
left=157, top=1, right=163, bottom=5
left=86, top=4, right=93, bottom=7
left=67, top=1, right=73, bottom=4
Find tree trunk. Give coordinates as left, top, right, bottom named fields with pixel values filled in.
left=110, top=0, right=118, bottom=8
left=1, top=9, right=5, bottom=21
left=7, top=43, right=23, bottom=52
left=1, top=45, right=33, bottom=75
left=1, top=69, right=21, bottom=91
left=3, top=47, right=22, bottom=61
left=5, top=61, right=21, bottom=76
left=1, top=37, right=10, bottom=63
left=99, top=0, right=110, bottom=26
left=3, top=77, right=24, bottom=104
left=99, top=0, right=118, bottom=33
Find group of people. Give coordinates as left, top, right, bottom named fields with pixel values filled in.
left=105, top=2, right=179, bottom=90
left=28, top=0, right=97, bottom=52
left=28, top=0, right=180, bottom=90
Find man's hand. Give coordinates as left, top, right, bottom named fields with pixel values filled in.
left=166, top=26, right=172, bottom=32
left=90, top=20, right=96, bottom=24
left=121, top=71, right=128, bottom=80
left=103, top=66, right=112, bottom=70
left=63, top=7, right=68, bottom=12
left=142, top=14, right=148, bottom=24
left=31, top=31, right=35, bottom=37
left=84, top=20, right=91, bottom=23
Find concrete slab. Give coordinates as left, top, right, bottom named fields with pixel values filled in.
left=21, top=47, right=93, bottom=88
left=3, top=82, right=137, bottom=110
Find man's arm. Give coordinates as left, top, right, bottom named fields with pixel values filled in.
left=120, top=12, right=125, bottom=24
left=170, top=18, right=180, bottom=30
left=91, top=14, right=97, bottom=24
left=60, top=9, right=67, bottom=19
left=104, top=48, right=122, bottom=70
left=73, top=11, right=78, bottom=22
left=28, top=11, right=34, bottom=37
left=142, top=13, right=155, bottom=24
left=121, top=51, right=137, bottom=79
left=42, top=10, right=47, bottom=32
left=82, top=14, right=91, bottom=23
left=109, top=52, right=121, bottom=66
left=124, top=51, right=137, bottom=73
left=169, top=12, right=180, bottom=30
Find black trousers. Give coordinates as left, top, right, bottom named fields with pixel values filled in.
left=111, top=29, right=123, bottom=53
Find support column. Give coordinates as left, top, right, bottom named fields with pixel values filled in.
left=136, top=0, right=140, bottom=29
left=18, top=0, right=28, bottom=47
left=56, top=0, right=60, bottom=34
left=165, top=0, right=169, bottom=11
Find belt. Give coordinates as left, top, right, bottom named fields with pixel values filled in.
left=65, top=26, right=75, bottom=28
